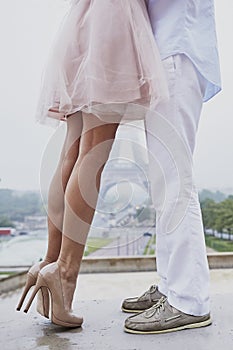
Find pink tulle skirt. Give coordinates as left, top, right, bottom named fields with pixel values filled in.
left=36, top=0, right=169, bottom=127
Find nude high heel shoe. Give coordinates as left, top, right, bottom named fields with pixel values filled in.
left=16, top=262, right=50, bottom=318
left=24, top=262, right=83, bottom=328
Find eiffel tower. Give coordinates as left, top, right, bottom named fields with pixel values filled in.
left=39, top=120, right=152, bottom=229
left=93, top=121, right=151, bottom=227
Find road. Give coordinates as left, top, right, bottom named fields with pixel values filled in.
left=89, top=234, right=151, bottom=257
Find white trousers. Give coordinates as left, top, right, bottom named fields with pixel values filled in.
left=145, top=54, right=210, bottom=316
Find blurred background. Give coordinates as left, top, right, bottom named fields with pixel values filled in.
left=0, top=0, right=233, bottom=266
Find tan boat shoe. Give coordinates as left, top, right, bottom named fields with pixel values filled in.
left=121, top=285, right=165, bottom=313
left=124, top=296, right=212, bottom=334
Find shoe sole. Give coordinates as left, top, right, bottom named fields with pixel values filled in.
left=52, top=314, right=83, bottom=328
left=124, top=318, right=212, bottom=334
left=121, top=307, right=145, bottom=314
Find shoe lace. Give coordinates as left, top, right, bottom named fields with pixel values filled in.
left=144, top=296, right=167, bottom=318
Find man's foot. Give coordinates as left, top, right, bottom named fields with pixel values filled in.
left=124, top=296, right=212, bottom=334
left=121, top=285, right=165, bottom=313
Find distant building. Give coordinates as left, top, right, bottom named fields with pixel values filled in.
left=0, top=227, right=15, bottom=236
left=23, top=216, right=47, bottom=230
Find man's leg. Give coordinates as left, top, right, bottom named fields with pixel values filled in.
left=123, top=55, right=210, bottom=332
left=146, top=54, right=209, bottom=316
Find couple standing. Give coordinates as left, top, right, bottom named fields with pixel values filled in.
left=17, top=0, right=221, bottom=334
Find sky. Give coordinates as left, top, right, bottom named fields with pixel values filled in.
left=0, top=0, right=232, bottom=192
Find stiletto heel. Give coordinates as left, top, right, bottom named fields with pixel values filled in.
left=24, top=283, right=42, bottom=313
left=16, top=273, right=36, bottom=311
left=16, top=262, right=50, bottom=318
left=23, top=262, right=83, bottom=328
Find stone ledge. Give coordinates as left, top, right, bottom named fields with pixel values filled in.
left=80, top=253, right=233, bottom=272
left=80, top=255, right=156, bottom=273
left=0, top=271, right=27, bottom=295
left=207, top=252, right=233, bottom=269
left=1, top=253, right=233, bottom=294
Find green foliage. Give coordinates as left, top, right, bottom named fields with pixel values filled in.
left=201, top=198, right=218, bottom=231
left=84, top=237, right=114, bottom=256
left=0, top=215, right=15, bottom=227
left=143, top=234, right=156, bottom=255
left=199, top=189, right=226, bottom=203
left=0, top=189, right=45, bottom=222
left=205, top=235, right=233, bottom=252
left=201, top=196, right=233, bottom=235
left=214, top=199, right=233, bottom=234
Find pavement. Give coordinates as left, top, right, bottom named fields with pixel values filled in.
left=1, top=269, right=233, bottom=350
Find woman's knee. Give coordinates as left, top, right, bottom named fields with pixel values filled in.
left=79, top=115, right=119, bottom=161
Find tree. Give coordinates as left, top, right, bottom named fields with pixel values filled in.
left=0, top=215, right=15, bottom=227
left=0, top=189, right=45, bottom=222
left=199, top=189, right=226, bottom=203
left=214, top=197, right=233, bottom=239
left=200, top=198, right=218, bottom=233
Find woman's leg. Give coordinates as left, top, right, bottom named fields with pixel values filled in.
left=57, top=113, right=119, bottom=309
left=43, top=113, right=83, bottom=263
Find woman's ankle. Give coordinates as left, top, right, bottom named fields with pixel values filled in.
left=43, top=256, right=58, bottom=264
left=57, top=258, right=79, bottom=283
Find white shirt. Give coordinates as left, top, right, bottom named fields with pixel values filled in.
left=147, top=0, right=222, bottom=101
